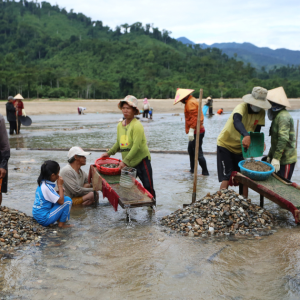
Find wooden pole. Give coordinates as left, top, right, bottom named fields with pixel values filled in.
left=15, top=105, right=19, bottom=134
left=192, top=89, right=203, bottom=203
left=296, top=119, right=299, bottom=149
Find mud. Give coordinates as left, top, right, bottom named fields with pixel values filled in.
left=243, top=160, right=272, bottom=172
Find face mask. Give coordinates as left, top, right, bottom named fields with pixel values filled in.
left=271, top=103, right=284, bottom=112
left=267, top=109, right=274, bottom=121
left=250, top=105, right=261, bottom=113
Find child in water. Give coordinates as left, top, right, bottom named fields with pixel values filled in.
left=32, top=160, right=73, bottom=228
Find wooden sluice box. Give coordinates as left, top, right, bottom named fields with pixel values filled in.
left=233, top=172, right=300, bottom=224
left=89, top=165, right=155, bottom=211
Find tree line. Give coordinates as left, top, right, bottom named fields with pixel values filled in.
left=0, top=0, right=300, bottom=100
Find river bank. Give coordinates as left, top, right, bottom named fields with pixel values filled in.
left=1, top=98, right=300, bottom=115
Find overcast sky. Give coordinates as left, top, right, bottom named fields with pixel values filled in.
left=45, top=0, right=300, bottom=50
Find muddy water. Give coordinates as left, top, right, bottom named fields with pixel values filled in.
left=1, top=112, right=300, bottom=299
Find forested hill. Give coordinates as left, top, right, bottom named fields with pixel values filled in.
left=1, top=1, right=300, bottom=100
left=177, top=37, right=300, bottom=70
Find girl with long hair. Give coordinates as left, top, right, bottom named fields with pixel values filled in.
left=33, top=160, right=73, bottom=228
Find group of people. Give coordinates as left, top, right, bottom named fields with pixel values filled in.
left=31, top=96, right=156, bottom=227
left=0, top=86, right=297, bottom=228
left=174, top=86, right=297, bottom=198
left=5, top=94, right=26, bottom=134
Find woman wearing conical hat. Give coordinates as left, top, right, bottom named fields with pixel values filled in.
left=13, top=93, right=25, bottom=134
left=266, top=87, right=297, bottom=180
left=173, top=89, right=209, bottom=175
left=101, top=95, right=156, bottom=199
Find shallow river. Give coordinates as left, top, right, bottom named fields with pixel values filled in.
left=1, top=111, right=300, bottom=299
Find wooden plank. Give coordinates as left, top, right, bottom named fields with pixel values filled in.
left=118, top=198, right=154, bottom=209
left=234, top=173, right=287, bottom=209
left=192, top=88, right=203, bottom=203
left=90, top=166, right=155, bottom=209
left=234, top=172, right=300, bottom=224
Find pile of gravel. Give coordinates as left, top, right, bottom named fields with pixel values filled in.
left=0, top=206, right=48, bottom=251
left=161, top=189, right=274, bottom=237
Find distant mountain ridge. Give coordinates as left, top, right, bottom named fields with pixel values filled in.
left=177, top=37, right=300, bottom=69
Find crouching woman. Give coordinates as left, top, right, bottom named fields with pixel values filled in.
left=33, top=160, right=73, bottom=228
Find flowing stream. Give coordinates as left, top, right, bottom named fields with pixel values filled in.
left=1, top=111, right=300, bottom=299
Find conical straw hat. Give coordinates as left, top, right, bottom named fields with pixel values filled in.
left=14, top=93, right=24, bottom=100
left=267, top=87, right=291, bottom=108
left=173, top=89, right=194, bottom=105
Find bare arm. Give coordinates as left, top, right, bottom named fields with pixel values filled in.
left=56, top=176, right=65, bottom=205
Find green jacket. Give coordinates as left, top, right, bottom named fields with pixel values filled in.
left=107, top=118, right=151, bottom=167
left=268, top=109, right=297, bottom=165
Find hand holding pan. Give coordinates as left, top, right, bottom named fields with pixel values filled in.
left=19, top=116, right=32, bottom=126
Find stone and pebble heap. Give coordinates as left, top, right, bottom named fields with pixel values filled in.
left=161, top=189, right=274, bottom=237
left=0, top=206, right=48, bottom=251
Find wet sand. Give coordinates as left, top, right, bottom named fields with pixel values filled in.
left=1, top=113, right=300, bottom=299
left=1, top=98, right=300, bottom=115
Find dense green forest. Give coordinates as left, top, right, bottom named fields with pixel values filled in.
left=1, top=0, right=300, bottom=99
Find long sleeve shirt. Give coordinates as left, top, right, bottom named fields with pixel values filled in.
left=60, top=164, right=93, bottom=198
left=13, top=100, right=24, bottom=116
left=6, top=102, right=16, bottom=122
left=107, top=118, right=151, bottom=167
left=268, top=109, right=297, bottom=165
left=184, top=96, right=205, bottom=134
left=0, top=114, right=10, bottom=169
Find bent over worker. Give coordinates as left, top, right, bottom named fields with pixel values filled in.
left=217, top=87, right=271, bottom=196
left=173, top=89, right=209, bottom=175
left=266, top=87, right=297, bottom=180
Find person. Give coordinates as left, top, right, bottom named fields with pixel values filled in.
left=78, top=107, right=86, bottom=115
left=217, top=108, right=224, bottom=115
left=143, top=98, right=150, bottom=118
left=101, top=95, right=156, bottom=199
left=13, top=93, right=25, bottom=134
left=173, top=88, right=209, bottom=175
left=60, top=146, right=98, bottom=205
left=149, top=107, right=153, bottom=120
left=205, top=96, right=213, bottom=115
left=0, top=113, right=10, bottom=206
left=32, top=160, right=73, bottom=228
left=266, top=87, right=297, bottom=180
left=6, top=96, right=17, bottom=134
left=217, top=86, right=271, bottom=196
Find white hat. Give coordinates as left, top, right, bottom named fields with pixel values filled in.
left=14, top=93, right=24, bottom=100
left=242, top=87, right=271, bottom=110
left=267, top=86, right=291, bottom=108
left=173, top=88, right=194, bottom=105
left=67, top=146, right=91, bottom=159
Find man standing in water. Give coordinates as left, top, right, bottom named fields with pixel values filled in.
left=6, top=96, right=17, bottom=134
left=0, top=113, right=10, bottom=205
left=217, top=87, right=270, bottom=196
left=173, top=89, right=209, bottom=175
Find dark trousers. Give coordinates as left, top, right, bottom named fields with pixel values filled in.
left=9, top=121, right=17, bottom=134
left=135, top=157, right=156, bottom=199
left=277, top=162, right=296, bottom=181
left=143, top=109, right=149, bottom=118
left=188, top=132, right=209, bottom=175
left=17, top=116, right=21, bottom=133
